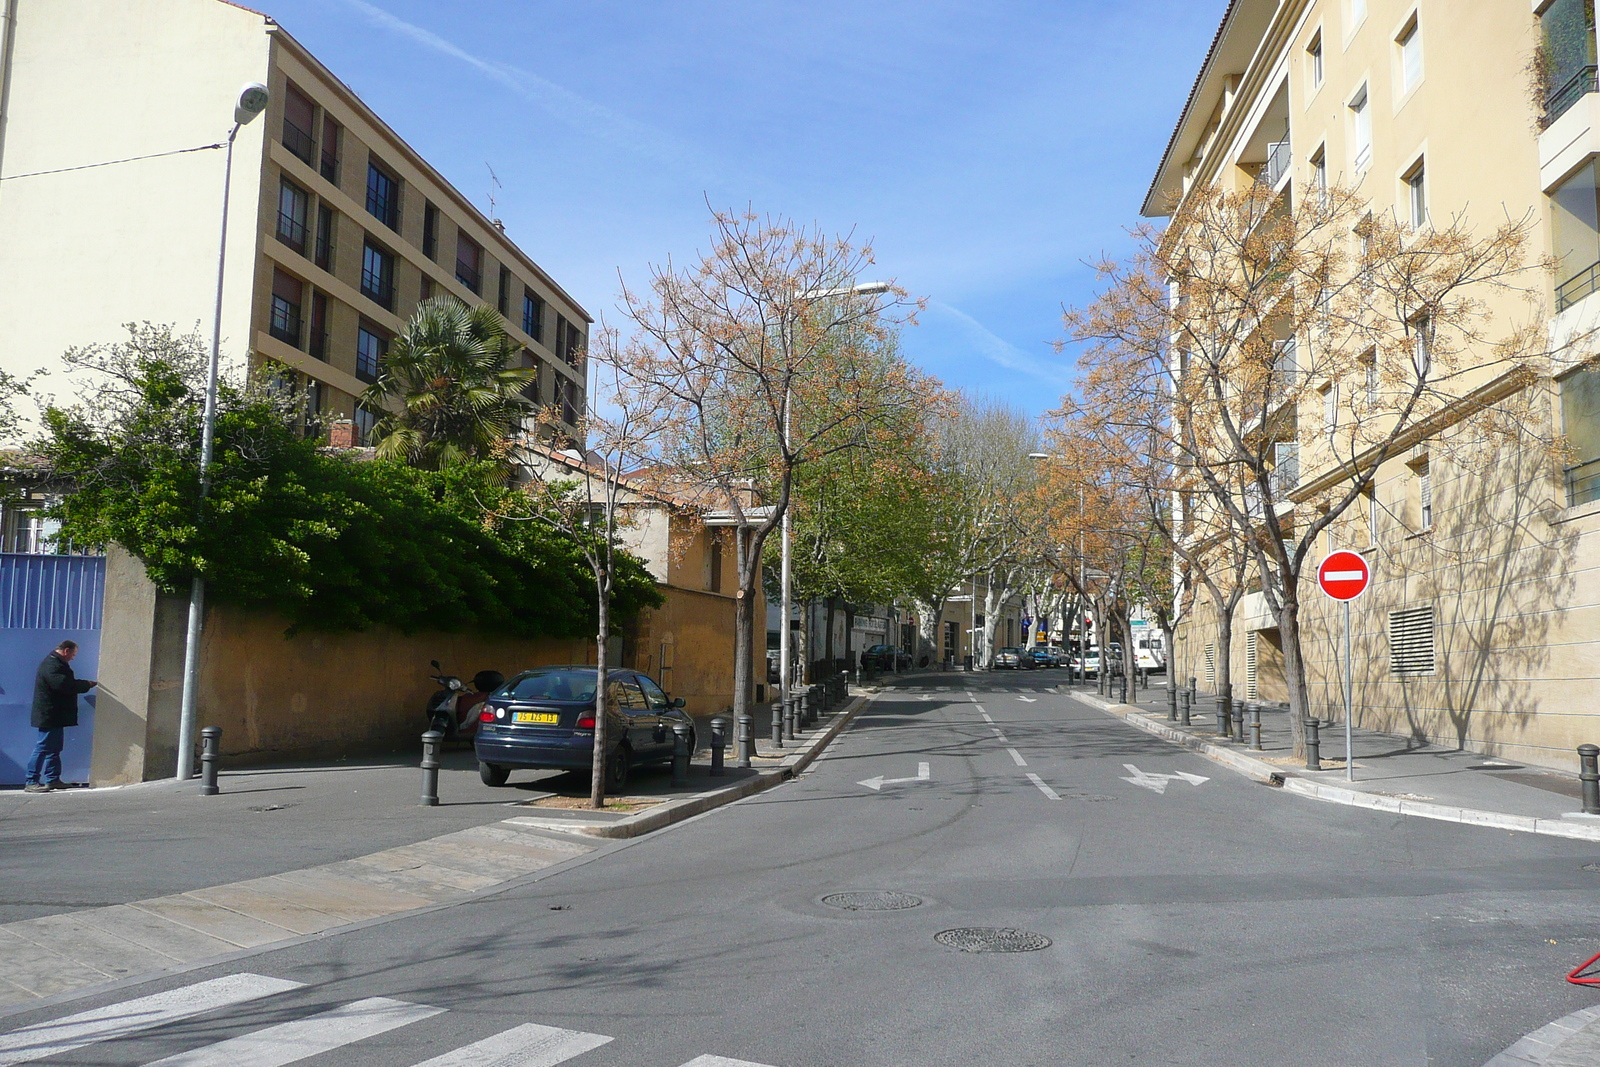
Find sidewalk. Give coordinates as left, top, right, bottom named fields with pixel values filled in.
left=0, top=691, right=872, bottom=1013
left=1068, top=680, right=1600, bottom=842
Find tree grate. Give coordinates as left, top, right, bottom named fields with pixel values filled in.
left=934, top=927, right=1052, bottom=953
left=819, top=891, right=924, bottom=911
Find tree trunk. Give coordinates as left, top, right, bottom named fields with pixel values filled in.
left=590, top=586, right=609, bottom=809
left=1215, top=601, right=1234, bottom=719
left=1122, top=612, right=1136, bottom=695
left=824, top=596, right=836, bottom=671
left=914, top=599, right=944, bottom=666
left=1278, top=585, right=1311, bottom=757
left=1161, top=623, right=1176, bottom=706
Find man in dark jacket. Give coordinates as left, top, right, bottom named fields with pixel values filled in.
left=26, top=640, right=96, bottom=793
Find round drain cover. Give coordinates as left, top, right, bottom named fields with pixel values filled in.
left=820, top=891, right=924, bottom=911
left=934, top=927, right=1052, bottom=953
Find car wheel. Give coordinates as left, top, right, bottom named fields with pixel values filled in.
left=478, top=761, right=510, bottom=787
left=606, top=746, right=630, bottom=792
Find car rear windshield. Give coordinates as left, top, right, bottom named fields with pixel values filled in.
left=999, top=647, right=1021, bottom=654
left=497, top=669, right=597, bottom=703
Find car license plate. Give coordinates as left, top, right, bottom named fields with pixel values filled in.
left=513, top=712, right=559, bottom=724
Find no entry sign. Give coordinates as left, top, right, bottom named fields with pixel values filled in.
left=1317, top=550, right=1371, bottom=601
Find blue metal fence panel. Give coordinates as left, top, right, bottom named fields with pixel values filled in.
left=1, top=554, right=106, bottom=786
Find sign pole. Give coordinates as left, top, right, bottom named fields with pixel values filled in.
left=1343, top=599, right=1354, bottom=782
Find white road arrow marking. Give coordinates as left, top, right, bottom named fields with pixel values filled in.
left=1119, top=764, right=1210, bottom=794
left=858, top=762, right=931, bottom=791
left=1017, top=696, right=1036, bottom=703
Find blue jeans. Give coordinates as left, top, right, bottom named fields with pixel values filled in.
left=26, top=727, right=64, bottom=785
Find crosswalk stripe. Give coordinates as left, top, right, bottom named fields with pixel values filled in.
left=0, top=973, right=303, bottom=1067
left=676, top=1057, right=781, bottom=1067
left=408, top=1023, right=611, bottom=1067
left=142, top=996, right=443, bottom=1067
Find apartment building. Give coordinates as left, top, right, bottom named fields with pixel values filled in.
left=1144, top=0, right=1600, bottom=770
left=0, top=0, right=588, bottom=443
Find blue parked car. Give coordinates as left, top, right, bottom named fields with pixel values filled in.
left=474, top=666, right=692, bottom=791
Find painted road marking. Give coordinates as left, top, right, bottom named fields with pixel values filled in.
left=979, top=711, right=994, bottom=723
left=677, top=1057, right=781, bottom=1067
left=1017, top=696, right=1037, bottom=703
left=1120, top=764, right=1211, bottom=795
left=858, top=762, right=932, bottom=791
left=1007, top=748, right=1028, bottom=767
left=1025, top=773, right=1061, bottom=801
left=408, top=1023, right=611, bottom=1067
left=0, top=974, right=304, bottom=1067
left=143, top=997, right=443, bottom=1067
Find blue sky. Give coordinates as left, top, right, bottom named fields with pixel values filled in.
left=266, top=0, right=1227, bottom=418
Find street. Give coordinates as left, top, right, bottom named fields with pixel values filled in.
left=3, top=674, right=1598, bottom=1066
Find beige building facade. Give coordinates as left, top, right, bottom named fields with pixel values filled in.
left=1148, top=0, right=1600, bottom=770
left=0, top=0, right=587, bottom=441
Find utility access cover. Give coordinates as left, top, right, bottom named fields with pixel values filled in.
left=934, top=927, right=1052, bottom=953
left=820, top=891, right=924, bottom=911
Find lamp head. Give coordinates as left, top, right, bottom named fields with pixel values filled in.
left=235, top=83, right=270, bottom=126
left=1027, top=452, right=1051, bottom=461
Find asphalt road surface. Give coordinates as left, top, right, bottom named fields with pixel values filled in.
left=5, top=674, right=1600, bottom=1067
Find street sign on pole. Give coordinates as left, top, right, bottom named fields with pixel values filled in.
left=1317, top=550, right=1370, bottom=783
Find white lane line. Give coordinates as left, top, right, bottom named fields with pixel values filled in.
left=979, top=711, right=994, bottom=723
left=1026, top=773, right=1062, bottom=800
left=1006, top=748, right=1028, bottom=767
left=407, top=1023, right=611, bottom=1067
left=677, top=1057, right=782, bottom=1067
left=143, top=997, right=443, bottom=1067
left=0, top=974, right=304, bottom=1067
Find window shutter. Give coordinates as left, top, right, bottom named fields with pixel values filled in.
left=1389, top=605, right=1436, bottom=676
left=1204, top=643, right=1216, bottom=688
left=1245, top=632, right=1259, bottom=700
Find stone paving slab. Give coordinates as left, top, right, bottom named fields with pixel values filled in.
left=126, top=896, right=295, bottom=949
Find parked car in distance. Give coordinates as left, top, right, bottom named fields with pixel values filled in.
left=1028, top=646, right=1058, bottom=667
left=993, top=646, right=1034, bottom=670
left=1070, top=650, right=1101, bottom=677
left=474, top=666, right=692, bottom=791
left=862, top=644, right=911, bottom=670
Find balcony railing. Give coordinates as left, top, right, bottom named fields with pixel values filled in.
left=1546, top=64, right=1599, bottom=128
left=1257, top=139, right=1291, bottom=189
left=276, top=211, right=306, bottom=253
left=269, top=302, right=302, bottom=348
left=309, top=328, right=327, bottom=362
left=1567, top=456, right=1600, bottom=506
left=320, top=153, right=339, bottom=185
left=282, top=119, right=315, bottom=165
left=1558, top=258, right=1600, bottom=311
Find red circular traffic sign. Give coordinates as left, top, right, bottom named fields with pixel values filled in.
left=1317, top=550, right=1371, bottom=601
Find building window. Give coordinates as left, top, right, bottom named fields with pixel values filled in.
left=276, top=179, right=308, bottom=253
left=1397, top=14, right=1423, bottom=94
left=1349, top=85, right=1371, bottom=172
left=1307, top=30, right=1324, bottom=89
left=1411, top=315, right=1431, bottom=381
left=304, top=378, right=323, bottom=435
left=456, top=233, right=482, bottom=293
left=1310, top=145, right=1327, bottom=203
left=1404, top=159, right=1426, bottom=228
left=1419, top=463, right=1432, bottom=527
left=420, top=276, right=434, bottom=301
left=1552, top=160, right=1600, bottom=309
left=356, top=322, right=388, bottom=383
left=320, top=117, right=341, bottom=185
left=1347, top=0, right=1366, bottom=31
left=354, top=405, right=377, bottom=445
left=497, top=264, right=510, bottom=315
left=523, top=288, right=544, bottom=341
left=423, top=202, right=439, bottom=260
left=1562, top=366, right=1600, bottom=505
left=315, top=204, right=334, bottom=271
left=282, top=83, right=316, bottom=165
left=366, top=160, right=400, bottom=231
left=1366, top=487, right=1380, bottom=544
left=1362, top=349, right=1379, bottom=403
left=522, top=352, right=542, bottom=406
left=1388, top=605, right=1435, bottom=676
left=556, top=314, right=584, bottom=367
left=1271, top=441, right=1300, bottom=495
left=361, top=239, right=395, bottom=309
left=705, top=531, right=723, bottom=592
left=309, top=291, right=328, bottom=361
left=1321, top=381, right=1339, bottom=432
left=1541, top=0, right=1598, bottom=127
left=269, top=269, right=303, bottom=348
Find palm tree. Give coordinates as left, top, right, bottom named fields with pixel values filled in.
left=360, top=296, right=539, bottom=471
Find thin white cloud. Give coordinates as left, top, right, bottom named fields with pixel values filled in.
left=924, top=299, right=1073, bottom=387
left=337, top=0, right=710, bottom=177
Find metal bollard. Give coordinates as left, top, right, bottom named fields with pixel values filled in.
left=420, top=729, right=442, bottom=806
left=1167, top=685, right=1178, bottom=722
left=710, top=717, right=728, bottom=776
left=1215, top=695, right=1230, bottom=739
left=199, top=726, right=223, bottom=796
left=737, top=712, right=754, bottom=768
left=671, top=722, right=691, bottom=787
left=771, top=701, right=784, bottom=749
left=800, top=689, right=811, bottom=727
left=1233, top=695, right=1246, bottom=743
left=1304, top=718, right=1322, bottom=771
left=1250, top=703, right=1264, bottom=750
left=1188, top=675, right=1198, bottom=706
left=1178, top=687, right=1191, bottom=726
left=1117, top=670, right=1128, bottom=704
left=1580, top=744, right=1600, bottom=815
left=783, top=694, right=795, bottom=741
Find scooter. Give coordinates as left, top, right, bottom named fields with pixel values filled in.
left=426, top=660, right=505, bottom=741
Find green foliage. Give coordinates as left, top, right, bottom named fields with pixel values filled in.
left=361, top=296, right=538, bottom=473
left=37, top=330, right=659, bottom=636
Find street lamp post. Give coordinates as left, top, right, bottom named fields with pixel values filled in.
left=175, top=83, right=269, bottom=781
left=780, top=281, right=890, bottom=719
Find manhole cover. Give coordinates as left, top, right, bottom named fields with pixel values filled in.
left=934, top=927, right=1052, bottom=953
left=820, top=891, right=923, bottom=911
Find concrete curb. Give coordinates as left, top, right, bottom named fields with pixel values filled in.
left=579, top=692, right=873, bottom=839
left=1482, top=1004, right=1600, bottom=1066
left=1072, top=691, right=1600, bottom=843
